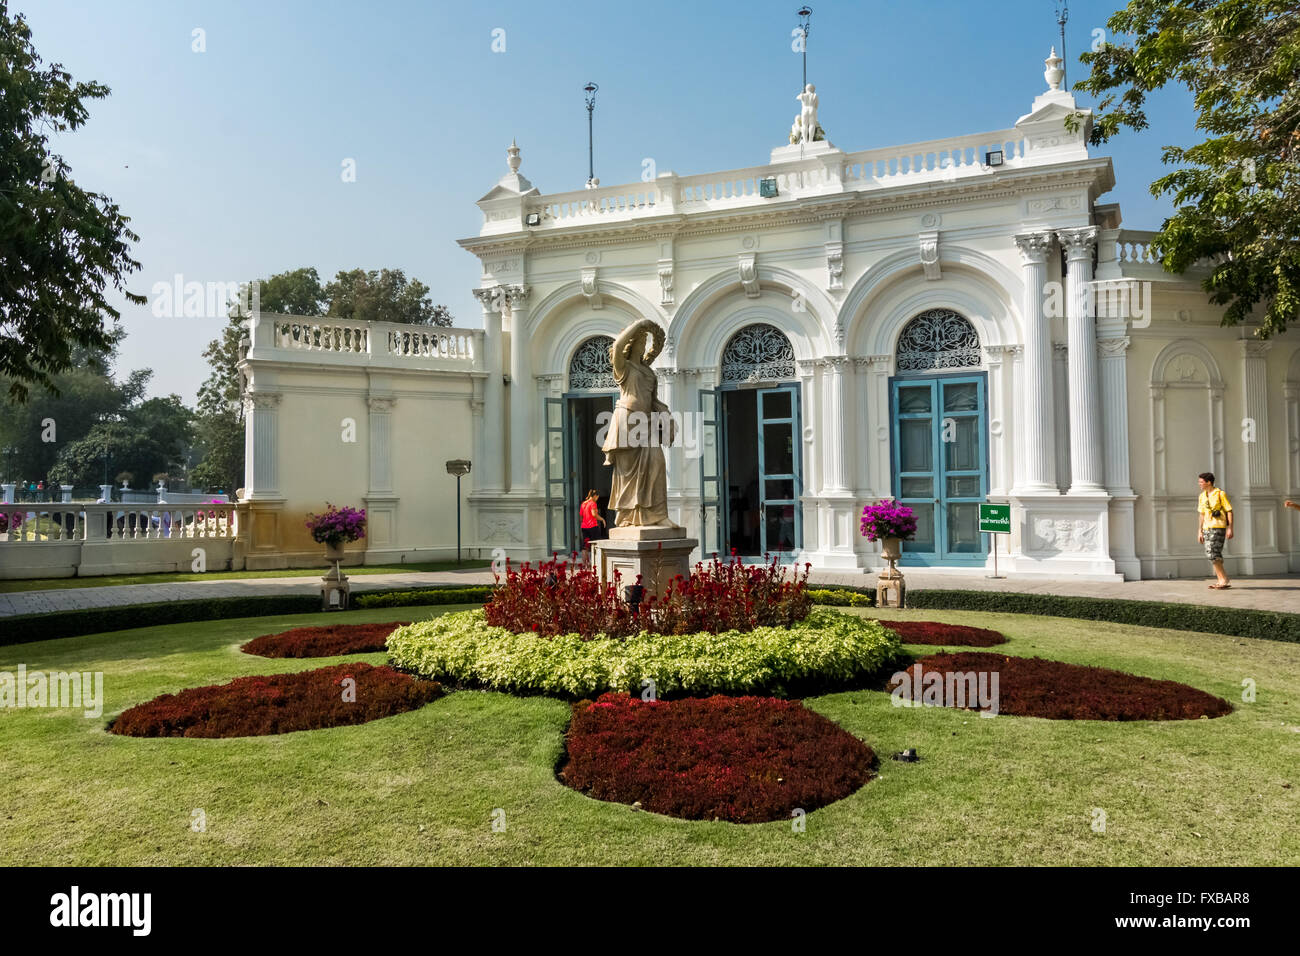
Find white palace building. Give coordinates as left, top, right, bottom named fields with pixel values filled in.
left=233, top=50, right=1300, bottom=581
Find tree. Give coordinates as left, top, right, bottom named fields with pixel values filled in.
left=49, top=421, right=166, bottom=490
left=0, top=2, right=146, bottom=401
left=0, top=328, right=145, bottom=483
left=324, top=268, right=453, bottom=326
left=1074, top=0, right=1300, bottom=337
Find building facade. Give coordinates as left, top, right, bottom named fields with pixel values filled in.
left=234, top=49, right=1300, bottom=580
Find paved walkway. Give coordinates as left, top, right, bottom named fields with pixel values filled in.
left=1, top=566, right=1296, bottom=617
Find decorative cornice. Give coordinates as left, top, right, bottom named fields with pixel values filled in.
left=1057, top=225, right=1098, bottom=260
left=1014, top=231, right=1054, bottom=265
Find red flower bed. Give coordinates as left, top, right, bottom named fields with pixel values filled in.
left=557, top=692, right=876, bottom=823
left=889, top=652, right=1232, bottom=721
left=882, top=620, right=1006, bottom=647
left=241, top=622, right=411, bottom=658
left=486, top=553, right=812, bottom=639
left=110, top=663, right=443, bottom=738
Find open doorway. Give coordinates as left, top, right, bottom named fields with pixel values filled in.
left=719, top=385, right=801, bottom=559
left=566, top=393, right=615, bottom=555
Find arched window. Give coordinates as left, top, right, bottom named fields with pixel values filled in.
left=720, top=323, right=796, bottom=384
left=568, top=335, right=615, bottom=390
left=895, top=309, right=981, bottom=372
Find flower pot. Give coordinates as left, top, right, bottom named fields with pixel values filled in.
left=879, top=536, right=903, bottom=562
left=325, top=541, right=346, bottom=562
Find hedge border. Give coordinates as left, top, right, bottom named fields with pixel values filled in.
left=3, top=581, right=1296, bottom=648
left=0, top=585, right=494, bottom=648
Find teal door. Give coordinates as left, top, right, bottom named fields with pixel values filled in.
left=544, top=397, right=567, bottom=557
left=757, top=385, right=801, bottom=557
left=890, top=375, right=987, bottom=565
left=698, top=388, right=722, bottom=557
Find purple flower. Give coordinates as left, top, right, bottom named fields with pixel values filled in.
left=859, top=500, right=918, bottom=541
left=305, top=503, right=368, bottom=545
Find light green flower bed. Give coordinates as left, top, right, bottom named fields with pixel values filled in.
left=386, top=606, right=901, bottom=698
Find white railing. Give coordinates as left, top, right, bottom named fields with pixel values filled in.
left=1116, top=229, right=1161, bottom=265
left=535, top=184, right=662, bottom=224
left=275, top=319, right=370, bottom=353
left=842, top=130, right=1026, bottom=184
left=254, top=315, right=482, bottom=368
left=515, top=128, right=1031, bottom=230
left=384, top=327, right=477, bottom=360
left=0, top=503, right=238, bottom=544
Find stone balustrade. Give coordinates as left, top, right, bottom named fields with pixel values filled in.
left=247, top=315, right=484, bottom=369
left=1115, top=230, right=1161, bottom=266
left=512, top=128, right=1033, bottom=230
left=1, top=503, right=238, bottom=544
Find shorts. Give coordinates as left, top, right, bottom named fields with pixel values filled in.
left=1203, top=527, right=1226, bottom=562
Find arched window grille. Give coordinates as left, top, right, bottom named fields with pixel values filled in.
left=895, top=309, right=981, bottom=371
left=568, top=335, right=615, bottom=390
left=720, top=323, right=796, bottom=384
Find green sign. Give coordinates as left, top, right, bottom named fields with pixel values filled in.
left=978, top=502, right=1011, bottom=534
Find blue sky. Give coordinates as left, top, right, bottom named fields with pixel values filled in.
left=20, top=0, right=1200, bottom=404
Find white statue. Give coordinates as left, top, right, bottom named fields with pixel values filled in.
left=601, top=318, right=678, bottom=528
left=796, top=83, right=819, bottom=144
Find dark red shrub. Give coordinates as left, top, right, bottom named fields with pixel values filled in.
left=889, top=652, right=1233, bottom=721
left=882, top=620, right=1006, bottom=647
left=110, top=663, right=443, bottom=738
left=558, top=693, right=876, bottom=823
left=241, top=622, right=410, bottom=658
left=485, top=552, right=812, bottom=639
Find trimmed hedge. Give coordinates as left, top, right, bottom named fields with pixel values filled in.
left=353, top=586, right=492, bottom=609
left=905, top=589, right=1300, bottom=645
left=0, top=585, right=490, bottom=647
left=386, top=606, right=902, bottom=699
left=5, top=580, right=1296, bottom=648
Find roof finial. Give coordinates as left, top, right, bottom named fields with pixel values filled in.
left=506, top=139, right=521, bottom=174
left=1044, top=46, right=1065, bottom=92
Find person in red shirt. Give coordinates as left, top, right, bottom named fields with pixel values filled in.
left=580, top=489, right=606, bottom=551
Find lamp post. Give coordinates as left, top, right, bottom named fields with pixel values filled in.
left=1055, top=1, right=1069, bottom=88
left=583, top=82, right=598, bottom=188
left=796, top=6, right=812, bottom=91
left=2, top=446, right=14, bottom=484
left=445, top=459, right=472, bottom=565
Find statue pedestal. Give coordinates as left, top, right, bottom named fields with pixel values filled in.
left=591, top=527, right=698, bottom=599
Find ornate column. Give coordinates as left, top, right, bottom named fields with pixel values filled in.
left=472, top=287, right=506, bottom=493
left=244, top=391, right=281, bottom=498
left=504, top=284, right=534, bottom=494
left=821, top=356, right=851, bottom=493
left=365, top=395, right=398, bottom=553
left=982, top=345, right=1014, bottom=496
left=1097, top=335, right=1133, bottom=496
left=1013, top=232, right=1058, bottom=493
left=1236, top=339, right=1284, bottom=573
left=658, top=368, right=682, bottom=498
left=1097, top=332, right=1139, bottom=578
left=366, top=396, right=395, bottom=495
left=1059, top=226, right=1106, bottom=494
left=1053, top=342, right=1071, bottom=492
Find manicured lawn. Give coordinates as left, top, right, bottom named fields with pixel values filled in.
left=0, top=561, right=489, bottom=593
left=0, top=604, right=1296, bottom=865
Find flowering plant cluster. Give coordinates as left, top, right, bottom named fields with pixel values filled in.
left=109, top=662, right=442, bottom=738
left=0, top=511, right=23, bottom=535
left=241, top=621, right=411, bottom=658
left=882, top=620, right=1007, bottom=647
left=305, top=503, right=367, bottom=545
left=483, top=552, right=813, bottom=640
left=890, top=652, right=1233, bottom=721
left=558, top=692, right=876, bottom=823
left=388, top=606, right=901, bottom=698
left=859, top=500, right=918, bottom=541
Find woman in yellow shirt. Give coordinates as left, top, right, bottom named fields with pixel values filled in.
left=1196, top=472, right=1233, bottom=589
